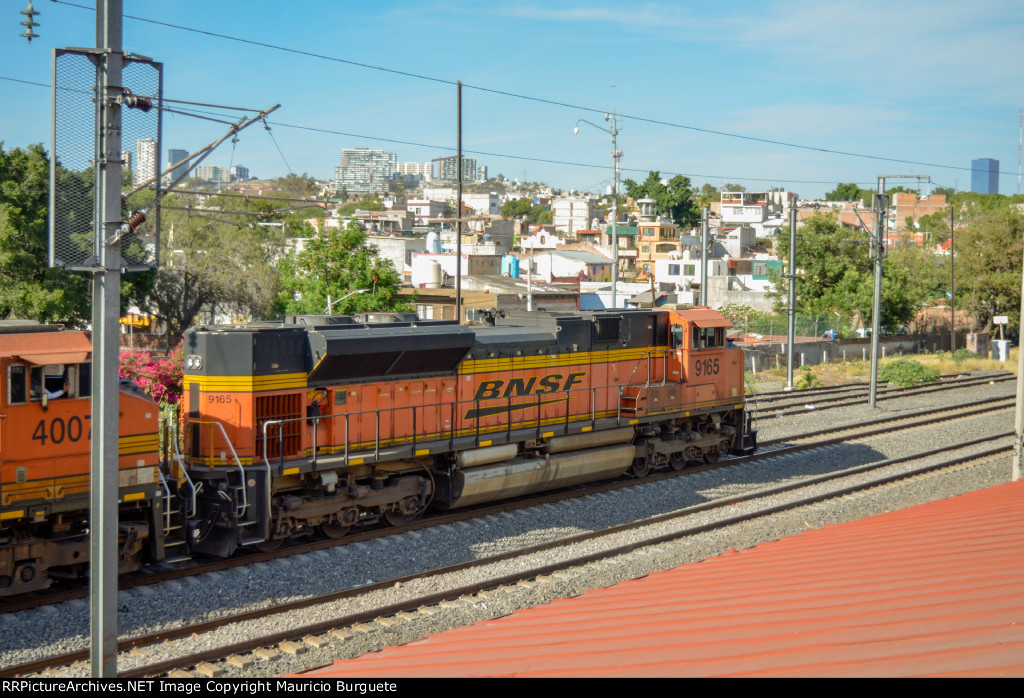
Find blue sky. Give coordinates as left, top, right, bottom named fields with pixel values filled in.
left=3, top=0, right=1023, bottom=198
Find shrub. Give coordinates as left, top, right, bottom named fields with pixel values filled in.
left=952, top=349, right=980, bottom=363
left=795, top=369, right=822, bottom=390
left=119, top=343, right=184, bottom=405
left=878, top=359, right=940, bottom=387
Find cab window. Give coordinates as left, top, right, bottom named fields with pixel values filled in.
left=691, top=327, right=724, bottom=350
left=31, top=364, right=68, bottom=401
left=8, top=364, right=27, bottom=404
left=78, top=362, right=91, bottom=398
left=670, top=325, right=684, bottom=350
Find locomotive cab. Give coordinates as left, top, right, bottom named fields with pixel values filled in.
left=0, top=324, right=162, bottom=595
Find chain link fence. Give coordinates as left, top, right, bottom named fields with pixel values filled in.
left=725, top=310, right=857, bottom=340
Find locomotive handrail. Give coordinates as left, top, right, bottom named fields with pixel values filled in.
left=156, top=469, right=173, bottom=537
left=167, top=420, right=199, bottom=518
left=251, top=384, right=614, bottom=469
left=261, top=419, right=288, bottom=471
left=624, top=349, right=669, bottom=388
left=192, top=419, right=248, bottom=518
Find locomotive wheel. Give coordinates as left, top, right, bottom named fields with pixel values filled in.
left=319, top=522, right=351, bottom=539
left=630, top=458, right=651, bottom=478
left=384, top=510, right=417, bottom=527
left=669, top=452, right=687, bottom=471
left=703, top=446, right=720, bottom=464
left=255, top=536, right=284, bottom=552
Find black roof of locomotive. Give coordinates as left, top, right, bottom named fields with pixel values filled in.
left=185, top=309, right=671, bottom=386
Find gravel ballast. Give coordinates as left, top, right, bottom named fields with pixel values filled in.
left=3, top=371, right=1018, bottom=677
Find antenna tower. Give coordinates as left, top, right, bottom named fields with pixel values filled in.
left=1018, top=109, right=1022, bottom=195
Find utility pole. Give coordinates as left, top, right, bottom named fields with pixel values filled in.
left=700, top=207, right=709, bottom=306
left=950, top=205, right=955, bottom=353
left=456, top=82, right=463, bottom=323
left=573, top=105, right=621, bottom=308
left=92, top=0, right=125, bottom=676
left=869, top=180, right=885, bottom=408
left=48, top=0, right=162, bottom=675
left=1014, top=241, right=1024, bottom=482
left=869, top=175, right=929, bottom=408
left=786, top=207, right=797, bottom=390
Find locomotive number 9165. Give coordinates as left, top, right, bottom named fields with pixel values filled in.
left=694, top=357, right=720, bottom=376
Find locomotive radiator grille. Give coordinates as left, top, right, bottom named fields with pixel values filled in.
left=255, top=394, right=303, bottom=459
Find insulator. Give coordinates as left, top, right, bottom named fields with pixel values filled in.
left=126, top=210, right=147, bottom=233
left=19, top=1, right=39, bottom=43
left=20, top=2, right=39, bottom=44
left=123, top=94, right=153, bottom=112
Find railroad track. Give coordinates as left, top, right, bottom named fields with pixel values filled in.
left=26, top=432, right=1015, bottom=678
left=750, top=372, right=1014, bottom=417
left=2, top=388, right=1015, bottom=677
left=1, top=377, right=1014, bottom=616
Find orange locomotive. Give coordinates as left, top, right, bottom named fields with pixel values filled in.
left=0, top=322, right=163, bottom=595
left=180, top=308, right=756, bottom=556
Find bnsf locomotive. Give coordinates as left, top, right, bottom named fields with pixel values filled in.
left=179, top=308, right=755, bottom=556
left=0, top=308, right=755, bottom=595
left=0, top=322, right=162, bottom=595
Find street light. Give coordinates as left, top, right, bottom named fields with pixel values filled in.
left=325, top=288, right=368, bottom=315
left=574, top=111, right=621, bottom=309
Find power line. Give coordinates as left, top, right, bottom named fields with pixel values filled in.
left=0, top=73, right=898, bottom=187
left=268, top=120, right=865, bottom=186
left=44, top=1, right=1021, bottom=179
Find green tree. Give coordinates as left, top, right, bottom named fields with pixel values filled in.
left=915, top=207, right=953, bottom=248
left=275, top=220, right=410, bottom=316
left=693, top=183, right=719, bottom=209
left=622, top=171, right=698, bottom=225
left=336, top=197, right=385, bottom=217
left=276, top=173, right=319, bottom=197
left=771, top=212, right=943, bottom=332
left=140, top=192, right=286, bottom=350
left=720, top=182, right=746, bottom=192
left=393, top=177, right=408, bottom=205
left=0, top=143, right=93, bottom=326
left=825, top=183, right=862, bottom=201
left=501, top=198, right=533, bottom=218
left=500, top=198, right=552, bottom=224
left=952, top=207, right=1024, bottom=330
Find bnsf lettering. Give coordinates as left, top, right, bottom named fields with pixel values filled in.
left=473, top=372, right=587, bottom=400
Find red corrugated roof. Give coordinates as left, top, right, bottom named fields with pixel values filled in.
left=0, top=330, right=91, bottom=364
left=297, top=480, right=1024, bottom=678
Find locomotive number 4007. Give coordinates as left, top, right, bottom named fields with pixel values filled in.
left=32, top=416, right=91, bottom=445
left=694, top=358, right=720, bottom=376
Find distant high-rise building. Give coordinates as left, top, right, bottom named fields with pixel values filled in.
left=230, top=165, right=249, bottom=181
left=135, top=138, right=157, bottom=187
left=167, top=148, right=189, bottom=184
left=334, top=148, right=396, bottom=196
left=121, top=150, right=132, bottom=173
left=435, top=156, right=477, bottom=184
left=396, top=161, right=433, bottom=181
left=477, top=164, right=488, bottom=183
left=971, top=158, right=999, bottom=194
left=195, top=165, right=230, bottom=184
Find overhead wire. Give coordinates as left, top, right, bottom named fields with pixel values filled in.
left=1, top=73, right=851, bottom=186
left=44, top=0, right=1019, bottom=179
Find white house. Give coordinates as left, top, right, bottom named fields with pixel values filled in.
left=407, top=199, right=449, bottom=226
left=519, top=229, right=560, bottom=250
